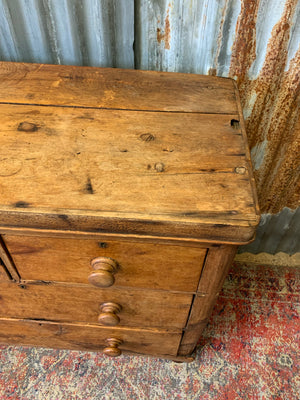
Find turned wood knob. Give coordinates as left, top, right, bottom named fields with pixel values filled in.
left=88, top=257, right=118, bottom=288
left=103, top=338, right=122, bottom=357
left=98, top=302, right=122, bottom=326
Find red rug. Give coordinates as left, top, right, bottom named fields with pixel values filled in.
left=0, top=262, right=299, bottom=399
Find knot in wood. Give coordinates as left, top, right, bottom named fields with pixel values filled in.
left=155, top=162, right=165, bottom=172
left=235, top=166, right=246, bottom=174
left=18, top=122, right=38, bottom=132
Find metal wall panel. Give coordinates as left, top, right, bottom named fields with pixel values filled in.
left=229, top=0, right=300, bottom=215
left=135, top=0, right=232, bottom=74
left=239, top=207, right=300, bottom=255
left=0, top=0, right=299, bottom=254
left=0, top=0, right=134, bottom=67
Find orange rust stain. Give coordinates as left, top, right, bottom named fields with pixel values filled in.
left=285, top=115, right=300, bottom=210
left=230, top=0, right=300, bottom=213
left=208, top=68, right=217, bottom=76
left=164, top=9, right=171, bottom=49
left=259, top=45, right=300, bottom=213
left=271, top=110, right=300, bottom=212
left=157, top=28, right=164, bottom=44
left=229, top=0, right=258, bottom=88
left=157, top=4, right=171, bottom=50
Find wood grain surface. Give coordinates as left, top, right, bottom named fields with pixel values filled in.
left=178, top=245, right=237, bottom=355
left=0, top=62, right=260, bottom=359
left=0, top=317, right=181, bottom=357
left=0, top=261, right=9, bottom=281
left=0, top=281, right=192, bottom=329
left=0, top=62, right=237, bottom=114
left=0, top=236, right=19, bottom=280
left=3, top=235, right=206, bottom=291
left=0, top=101, right=259, bottom=241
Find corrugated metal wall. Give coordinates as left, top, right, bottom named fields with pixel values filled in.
left=0, top=0, right=299, bottom=253
left=0, top=0, right=134, bottom=68
left=239, top=207, right=300, bottom=255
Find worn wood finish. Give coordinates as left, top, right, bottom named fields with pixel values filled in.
left=0, top=240, right=10, bottom=281
left=0, top=102, right=259, bottom=241
left=3, top=235, right=206, bottom=291
left=197, top=245, right=238, bottom=294
left=0, top=236, right=19, bottom=281
left=178, top=245, right=237, bottom=355
left=0, top=62, right=237, bottom=114
left=177, top=320, right=209, bottom=357
left=0, top=318, right=181, bottom=357
left=0, top=281, right=192, bottom=329
left=0, top=62, right=260, bottom=360
left=233, top=83, right=260, bottom=218
left=0, top=228, right=252, bottom=247
left=0, top=261, right=9, bottom=281
left=0, top=211, right=257, bottom=243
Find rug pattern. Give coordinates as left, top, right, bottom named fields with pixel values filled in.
left=0, top=262, right=299, bottom=399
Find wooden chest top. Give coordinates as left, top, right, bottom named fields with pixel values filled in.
left=0, top=62, right=259, bottom=243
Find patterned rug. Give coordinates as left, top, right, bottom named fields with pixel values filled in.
left=0, top=262, right=299, bottom=400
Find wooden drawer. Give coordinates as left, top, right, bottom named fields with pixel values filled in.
left=0, top=318, right=182, bottom=357
left=3, top=235, right=206, bottom=292
left=0, top=281, right=192, bottom=329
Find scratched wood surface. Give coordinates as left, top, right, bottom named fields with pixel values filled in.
left=0, top=318, right=182, bottom=357
left=0, top=62, right=237, bottom=114
left=0, top=281, right=192, bottom=329
left=0, top=75, right=259, bottom=242
left=0, top=262, right=9, bottom=281
left=0, top=62, right=261, bottom=360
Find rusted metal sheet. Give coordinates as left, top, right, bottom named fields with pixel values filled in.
left=135, top=0, right=229, bottom=73
left=229, top=0, right=300, bottom=213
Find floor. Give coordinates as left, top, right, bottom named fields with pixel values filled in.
left=0, top=261, right=299, bottom=400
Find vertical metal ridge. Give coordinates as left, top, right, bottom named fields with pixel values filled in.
left=0, top=0, right=134, bottom=67
left=239, top=208, right=300, bottom=255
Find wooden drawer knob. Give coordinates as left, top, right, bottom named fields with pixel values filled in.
left=103, top=338, right=122, bottom=357
left=98, top=302, right=122, bottom=326
left=88, top=257, right=118, bottom=288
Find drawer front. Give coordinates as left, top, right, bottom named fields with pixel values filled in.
left=0, top=282, right=192, bottom=329
left=3, top=235, right=206, bottom=291
left=0, top=318, right=182, bottom=357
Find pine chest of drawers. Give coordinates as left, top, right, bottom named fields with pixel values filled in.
left=0, top=62, right=260, bottom=361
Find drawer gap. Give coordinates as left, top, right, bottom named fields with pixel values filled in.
left=195, top=247, right=210, bottom=290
